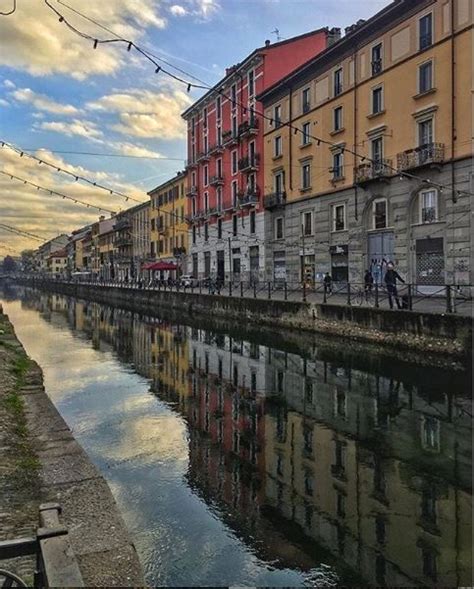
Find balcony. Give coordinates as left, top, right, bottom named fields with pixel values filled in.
left=185, top=159, right=198, bottom=170
left=371, top=59, right=382, bottom=76
left=210, top=174, right=224, bottom=186
left=238, top=188, right=260, bottom=207
left=197, top=151, right=210, bottom=163
left=238, top=118, right=259, bottom=137
left=208, top=206, right=222, bottom=217
left=209, top=142, right=224, bottom=155
left=114, top=219, right=130, bottom=231
left=186, top=185, right=198, bottom=197
left=238, top=154, right=260, bottom=172
left=157, top=224, right=168, bottom=235
left=222, top=129, right=238, bottom=146
left=397, top=143, right=445, bottom=172
left=355, top=159, right=392, bottom=185
left=173, top=247, right=186, bottom=256
left=264, top=191, right=286, bottom=209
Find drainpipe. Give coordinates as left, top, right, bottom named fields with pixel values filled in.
left=450, top=0, right=456, bottom=286
left=289, top=85, right=293, bottom=191
left=353, top=45, right=359, bottom=283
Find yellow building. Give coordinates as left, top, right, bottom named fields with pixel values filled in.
left=260, top=0, right=472, bottom=287
left=148, top=171, right=188, bottom=276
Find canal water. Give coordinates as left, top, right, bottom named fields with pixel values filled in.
left=0, top=286, right=471, bottom=587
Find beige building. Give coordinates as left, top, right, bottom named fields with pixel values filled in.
left=260, top=0, right=472, bottom=287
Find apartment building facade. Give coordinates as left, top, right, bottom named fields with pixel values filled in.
left=259, top=0, right=472, bottom=288
left=148, top=171, right=188, bottom=276
left=181, top=28, right=338, bottom=282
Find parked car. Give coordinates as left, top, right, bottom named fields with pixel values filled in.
left=180, top=274, right=195, bottom=287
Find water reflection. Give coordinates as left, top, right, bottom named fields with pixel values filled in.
left=2, top=286, right=471, bottom=587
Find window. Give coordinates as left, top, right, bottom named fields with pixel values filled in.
left=333, top=204, right=346, bottom=231
left=275, top=217, right=284, bottom=239
left=301, top=162, right=311, bottom=190
left=302, top=87, right=311, bottom=113
left=232, top=214, right=238, bottom=236
left=301, top=211, right=313, bottom=236
left=248, top=69, right=255, bottom=97
left=216, top=187, right=222, bottom=211
left=418, top=118, right=433, bottom=147
left=371, top=137, right=383, bottom=167
left=274, top=171, right=284, bottom=194
left=334, top=68, right=343, bottom=96
left=217, top=158, right=222, bottom=177
left=332, top=151, right=344, bottom=179
left=274, top=104, right=282, bottom=127
left=419, top=60, right=433, bottom=94
left=231, top=150, right=238, bottom=174
left=203, top=165, right=209, bottom=186
left=203, top=107, right=208, bottom=129
left=373, top=199, right=387, bottom=229
left=302, top=122, right=311, bottom=145
left=250, top=210, right=256, bottom=234
left=192, top=226, right=196, bottom=244
left=232, top=180, right=238, bottom=207
left=204, top=191, right=209, bottom=212
left=231, top=84, right=237, bottom=108
left=419, top=13, right=433, bottom=50
left=204, top=222, right=209, bottom=242
left=420, top=189, right=438, bottom=223
left=274, top=135, right=282, bottom=157
left=216, top=96, right=221, bottom=120
left=217, top=218, right=222, bottom=239
left=333, top=106, right=343, bottom=131
left=371, top=43, right=383, bottom=75
left=372, top=86, right=383, bottom=114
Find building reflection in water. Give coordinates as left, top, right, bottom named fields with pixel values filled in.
left=18, top=289, right=473, bottom=587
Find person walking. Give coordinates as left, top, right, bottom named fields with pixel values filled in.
left=364, top=269, right=374, bottom=302
left=384, top=262, right=405, bottom=309
left=323, top=272, right=333, bottom=295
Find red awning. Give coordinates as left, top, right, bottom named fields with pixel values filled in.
left=142, top=261, right=178, bottom=271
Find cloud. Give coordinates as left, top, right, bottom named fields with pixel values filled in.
left=0, top=146, right=146, bottom=252
left=194, top=0, right=220, bottom=19
left=117, top=143, right=164, bottom=158
left=11, top=88, right=80, bottom=115
left=0, top=0, right=167, bottom=79
left=87, top=87, right=192, bottom=140
left=169, top=4, right=188, bottom=16
left=35, top=119, right=104, bottom=141
left=0, top=99, right=9, bottom=107
left=3, top=79, right=15, bottom=89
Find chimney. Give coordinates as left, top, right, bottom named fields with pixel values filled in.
left=265, top=39, right=271, bottom=47
left=327, top=27, right=341, bottom=46
left=99, top=215, right=105, bottom=221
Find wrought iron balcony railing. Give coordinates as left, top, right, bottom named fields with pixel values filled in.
left=355, top=159, right=392, bottom=184
left=186, top=185, right=198, bottom=197
left=238, top=118, right=259, bottom=136
left=238, top=154, right=260, bottom=172
left=264, top=191, right=286, bottom=209
left=238, top=190, right=260, bottom=206
left=210, top=174, right=224, bottom=186
left=397, top=143, right=445, bottom=171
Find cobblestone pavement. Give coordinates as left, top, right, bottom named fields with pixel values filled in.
left=0, top=309, right=42, bottom=584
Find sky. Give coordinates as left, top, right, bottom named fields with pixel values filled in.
left=0, top=0, right=391, bottom=254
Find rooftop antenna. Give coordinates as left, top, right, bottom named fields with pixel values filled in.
left=271, top=28, right=283, bottom=41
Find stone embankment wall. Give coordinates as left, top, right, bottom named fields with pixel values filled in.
left=0, top=304, right=144, bottom=586
left=34, top=281, right=472, bottom=359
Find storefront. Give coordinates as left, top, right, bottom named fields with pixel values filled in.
left=273, top=251, right=286, bottom=284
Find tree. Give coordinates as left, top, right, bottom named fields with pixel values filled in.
left=2, top=255, right=17, bottom=273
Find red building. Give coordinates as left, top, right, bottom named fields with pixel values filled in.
left=182, top=28, right=339, bottom=283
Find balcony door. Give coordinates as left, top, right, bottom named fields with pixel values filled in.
left=368, top=231, right=394, bottom=285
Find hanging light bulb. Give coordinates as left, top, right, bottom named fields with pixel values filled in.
left=93, top=39, right=98, bottom=49
left=127, top=42, right=132, bottom=51
left=187, top=84, right=191, bottom=93
left=155, top=66, right=161, bottom=73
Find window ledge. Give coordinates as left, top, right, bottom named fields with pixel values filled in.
left=272, top=154, right=283, bottom=161
left=330, top=128, right=345, bottom=136
left=367, top=226, right=394, bottom=233
left=411, top=220, right=443, bottom=227
left=331, top=229, right=348, bottom=234
left=331, top=176, right=346, bottom=184
left=300, top=187, right=312, bottom=193
left=413, top=88, right=437, bottom=100
left=300, top=142, right=312, bottom=149
left=367, top=110, right=386, bottom=120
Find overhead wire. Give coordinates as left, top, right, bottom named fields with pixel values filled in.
left=42, top=0, right=473, bottom=201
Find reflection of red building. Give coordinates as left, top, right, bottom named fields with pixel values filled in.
left=182, top=28, right=338, bottom=282
left=186, top=370, right=266, bottom=510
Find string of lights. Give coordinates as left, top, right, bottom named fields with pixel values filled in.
left=0, top=223, right=51, bottom=243
left=42, top=0, right=473, bottom=202
left=1, top=141, right=146, bottom=204
left=0, top=170, right=117, bottom=215
left=16, top=149, right=184, bottom=161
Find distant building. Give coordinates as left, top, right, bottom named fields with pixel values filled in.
left=47, top=248, right=68, bottom=278
left=34, top=234, right=69, bottom=275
